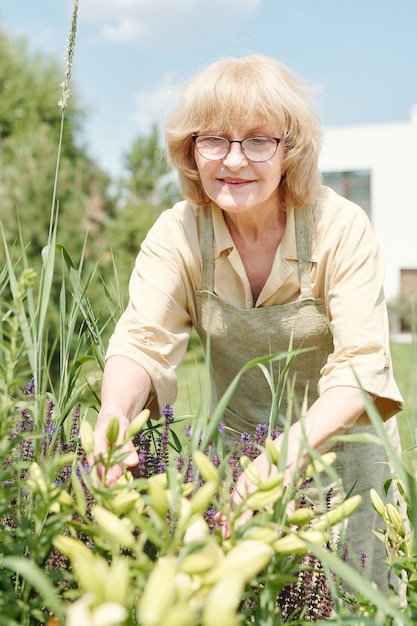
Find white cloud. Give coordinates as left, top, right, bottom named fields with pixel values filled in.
left=102, top=17, right=146, bottom=43
left=80, top=0, right=262, bottom=45
left=130, top=74, right=178, bottom=133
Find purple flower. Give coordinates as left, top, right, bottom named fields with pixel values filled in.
left=162, top=403, right=174, bottom=419
left=325, top=487, right=334, bottom=511
left=23, top=378, right=35, bottom=395
left=254, top=423, right=268, bottom=446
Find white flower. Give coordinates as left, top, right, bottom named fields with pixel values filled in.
left=66, top=593, right=128, bottom=626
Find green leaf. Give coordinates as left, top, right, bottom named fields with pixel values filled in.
left=1, top=556, right=64, bottom=620
left=200, top=347, right=312, bottom=450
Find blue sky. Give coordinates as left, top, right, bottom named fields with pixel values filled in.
left=1, top=0, right=416, bottom=177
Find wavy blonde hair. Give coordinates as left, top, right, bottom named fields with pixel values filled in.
left=165, top=54, right=322, bottom=208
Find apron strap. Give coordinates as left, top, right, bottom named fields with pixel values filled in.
left=294, top=206, right=314, bottom=299
left=202, top=206, right=214, bottom=293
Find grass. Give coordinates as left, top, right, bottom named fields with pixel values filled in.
left=391, top=341, right=417, bottom=458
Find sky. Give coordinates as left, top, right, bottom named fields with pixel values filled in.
left=1, top=0, right=416, bottom=177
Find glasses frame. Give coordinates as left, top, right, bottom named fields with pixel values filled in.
left=192, top=134, right=282, bottom=162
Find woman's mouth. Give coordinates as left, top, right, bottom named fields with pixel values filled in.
left=219, top=177, right=252, bottom=187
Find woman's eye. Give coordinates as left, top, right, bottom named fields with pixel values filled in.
left=249, top=137, right=269, bottom=145
left=207, top=136, right=224, bottom=144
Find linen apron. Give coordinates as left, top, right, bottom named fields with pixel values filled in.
left=195, top=205, right=400, bottom=592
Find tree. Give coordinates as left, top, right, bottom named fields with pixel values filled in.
left=0, top=29, right=113, bottom=260
left=0, top=28, right=116, bottom=388
left=103, top=124, right=180, bottom=295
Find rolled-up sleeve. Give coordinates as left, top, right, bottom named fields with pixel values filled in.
left=315, top=193, right=404, bottom=420
left=106, top=203, right=202, bottom=410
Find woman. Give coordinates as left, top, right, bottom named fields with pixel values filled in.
left=93, top=55, right=404, bottom=591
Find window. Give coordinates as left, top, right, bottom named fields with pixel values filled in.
left=322, top=170, right=371, bottom=219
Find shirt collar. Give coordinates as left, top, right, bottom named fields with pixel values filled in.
left=211, top=204, right=234, bottom=258
left=209, top=203, right=317, bottom=262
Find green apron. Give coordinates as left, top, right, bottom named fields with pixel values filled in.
left=195, top=205, right=401, bottom=593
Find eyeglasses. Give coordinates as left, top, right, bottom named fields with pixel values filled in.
left=192, top=134, right=282, bottom=162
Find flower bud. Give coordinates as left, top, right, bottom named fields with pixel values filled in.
left=245, top=484, right=283, bottom=510
left=370, top=488, right=386, bottom=516
left=106, top=417, right=120, bottom=445
left=258, top=473, right=284, bottom=491
left=203, top=573, right=244, bottom=626
left=204, top=540, right=272, bottom=584
left=264, top=437, right=279, bottom=464
left=103, top=557, right=130, bottom=606
left=273, top=529, right=328, bottom=555
left=92, top=505, right=135, bottom=549
left=26, top=462, right=47, bottom=495
left=57, top=490, right=73, bottom=508
left=304, top=452, right=336, bottom=478
left=386, top=503, right=406, bottom=537
left=286, top=507, right=315, bottom=527
left=245, top=526, right=279, bottom=544
left=159, top=603, right=196, bottom=626
left=148, top=474, right=169, bottom=517
left=128, top=409, right=150, bottom=437
left=193, top=450, right=220, bottom=486
left=53, top=534, right=93, bottom=563
left=190, top=481, right=218, bottom=515
left=111, top=490, right=141, bottom=516
left=71, top=471, right=87, bottom=517
left=183, top=515, right=209, bottom=543
left=240, top=455, right=261, bottom=486
left=80, top=420, right=94, bottom=454
left=313, top=494, right=362, bottom=531
left=179, top=542, right=224, bottom=575
left=139, top=556, right=177, bottom=626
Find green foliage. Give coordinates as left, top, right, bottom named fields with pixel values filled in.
left=0, top=26, right=116, bottom=385
left=0, top=260, right=408, bottom=624
left=103, top=124, right=180, bottom=289
left=122, top=123, right=172, bottom=200
left=0, top=25, right=179, bottom=383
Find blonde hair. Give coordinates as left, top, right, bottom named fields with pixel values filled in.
left=165, top=54, right=322, bottom=208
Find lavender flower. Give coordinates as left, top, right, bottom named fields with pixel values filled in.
left=254, top=423, right=268, bottom=446
left=277, top=551, right=334, bottom=622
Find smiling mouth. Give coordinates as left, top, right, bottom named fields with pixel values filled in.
left=220, top=177, right=252, bottom=185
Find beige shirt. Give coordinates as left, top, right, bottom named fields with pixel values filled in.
left=107, top=186, right=403, bottom=418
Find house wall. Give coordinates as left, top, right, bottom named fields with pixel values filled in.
left=319, top=106, right=417, bottom=304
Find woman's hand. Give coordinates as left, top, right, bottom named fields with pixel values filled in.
left=218, top=449, right=280, bottom=538
left=93, top=356, right=152, bottom=487
left=218, top=386, right=370, bottom=537
left=93, top=410, right=139, bottom=487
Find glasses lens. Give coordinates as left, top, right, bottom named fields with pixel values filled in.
left=195, top=136, right=229, bottom=160
left=194, top=136, right=279, bottom=161
left=242, top=137, right=278, bottom=161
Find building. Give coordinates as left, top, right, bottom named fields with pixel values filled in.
left=319, top=106, right=417, bottom=334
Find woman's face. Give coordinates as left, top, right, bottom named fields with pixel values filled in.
left=194, top=119, right=285, bottom=218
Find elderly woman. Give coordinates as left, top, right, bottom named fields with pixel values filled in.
left=94, top=55, right=403, bottom=591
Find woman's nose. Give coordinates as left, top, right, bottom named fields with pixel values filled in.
left=222, top=142, right=249, bottom=168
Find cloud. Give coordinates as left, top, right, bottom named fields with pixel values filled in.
left=130, top=74, right=178, bottom=133
left=80, top=0, right=262, bottom=45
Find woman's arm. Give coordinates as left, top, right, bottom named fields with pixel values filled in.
left=93, top=355, right=152, bottom=486
left=281, top=385, right=369, bottom=477
left=234, top=385, right=370, bottom=501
